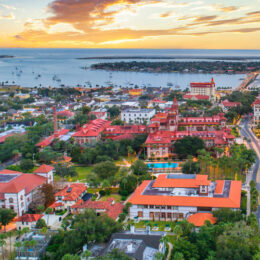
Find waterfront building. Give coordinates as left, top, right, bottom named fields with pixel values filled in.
left=121, top=109, right=156, bottom=124
left=220, top=99, right=241, bottom=112
left=187, top=78, right=216, bottom=102
left=128, top=174, right=241, bottom=222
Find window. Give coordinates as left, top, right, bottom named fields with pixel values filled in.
left=21, top=202, right=24, bottom=207
left=10, top=206, right=14, bottom=210
left=144, top=205, right=148, bottom=209
left=138, top=211, right=143, bottom=218
left=9, top=198, right=13, bottom=203
left=167, top=206, right=171, bottom=210
left=155, top=206, right=160, bottom=209
left=149, top=205, right=154, bottom=209
left=161, top=206, right=165, bottom=209
left=20, top=195, right=23, bottom=200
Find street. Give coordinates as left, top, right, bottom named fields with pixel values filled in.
left=239, top=116, right=260, bottom=224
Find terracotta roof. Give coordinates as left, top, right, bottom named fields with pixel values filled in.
left=71, top=198, right=124, bottom=220
left=183, top=94, right=209, bottom=100
left=49, top=202, right=63, bottom=209
left=109, top=134, right=134, bottom=141
left=55, top=183, right=86, bottom=201
left=214, top=180, right=225, bottom=194
left=128, top=180, right=241, bottom=208
left=57, top=110, right=74, bottom=117
left=222, top=99, right=241, bottom=107
left=34, top=164, right=54, bottom=173
left=104, top=125, right=147, bottom=135
left=36, top=129, right=70, bottom=147
left=153, top=174, right=211, bottom=188
left=0, top=173, right=47, bottom=194
left=253, top=99, right=260, bottom=105
left=16, top=214, right=43, bottom=223
left=73, top=119, right=111, bottom=137
left=188, top=213, right=217, bottom=226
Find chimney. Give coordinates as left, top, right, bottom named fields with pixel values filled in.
left=53, top=106, right=58, bottom=138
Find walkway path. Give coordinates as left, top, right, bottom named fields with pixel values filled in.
left=166, top=242, right=173, bottom=260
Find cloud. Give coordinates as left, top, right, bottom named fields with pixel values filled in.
left=0, top=12, right=15, bottom=20
left=213, top=5, right=238, bottom=12
left=0, top=4, right=16, bottom=10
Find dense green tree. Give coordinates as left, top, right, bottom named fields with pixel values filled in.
left=216, top=221, right=259, bottom=260
left=92, top=161, right=119, bottom=180
left=119, top=175, right=137, bottom=196
left=107, top=105, right=120, bottom=118
left=35, top=219, right=47, bottom=229
left=55, top=163, right=78, bottom=179
left=174, top=137, right=205, bottom=158
left=111, top=119, right=124, bottom=125
left=131, top=160, right=148, bottom=176
left=182, top=159, right=201, bottom=174
left=20, top=159, right=34, bottom=172
left=0, top=208, right=16, bottom=231
left=213, top=208, right=243, bottom=223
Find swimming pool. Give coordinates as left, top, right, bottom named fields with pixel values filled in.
left=147, top=162, right=178, bottom=169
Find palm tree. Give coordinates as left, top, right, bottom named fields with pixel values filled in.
left=173, top=225, right=183, bottom=241
left=7, top=231, right=13, bottom=257
left=14, top=241, right=23, bottom=260
left=82, top=249, right=92, bottom=259
left=0, top=236, right=6, bottom=260
left=154, top=252, right=164, bottom=260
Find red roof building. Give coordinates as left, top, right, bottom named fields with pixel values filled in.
left=183, top=94, right=210, bottom=101
left=73, top=119, right=111, bottom=144
left=56, top=110, right=75, bottom=118
left=54, top=183, right=87, bottom=209
left=36, top=128, right=70, bottom=148
left=89, top=111, right=109, bottom=120
left=187, top=213, right=217, bottom=226
left=0, top=168, right=49, bottom=216
left=33, top=164, right=54, bottom=184
left=16, top=214, right=43, bottom=230
left=221, top=99, right=241, bottom=112
left=253, top=98, right=260, bottom=125
left=146, top=99, right=233, bottom=158
left=71, top=198, right=124, bottom=220
left=128, top=174, right=241, bottom=222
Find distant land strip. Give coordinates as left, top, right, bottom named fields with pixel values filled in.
left=0, top=55, right=14, bottom=58
left=90, top=60, right=260, bottom=74
left=78, top=56, right=260, bottom=60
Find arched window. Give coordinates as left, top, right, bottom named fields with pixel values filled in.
left=20, top=195, right=23, bottom=200
left=9, top=198, right=13, bottom=203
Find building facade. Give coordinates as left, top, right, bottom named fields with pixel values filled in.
left=128, top=174, right=241, bottom=222
left=121, top=109, right=156, bottom=124
left=0, top=169, right=51, bottom=216
left=189, top=78, right=216, bottom=102
left=253, top=99, right=260, bottom=125
left=145, top=98, right=234, bottom=158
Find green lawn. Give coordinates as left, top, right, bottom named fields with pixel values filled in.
left=99, top=193, right=122, bottom=202
left=131, top=220, right=177, bottom=231
left=54, top=166, right=93, bottom=182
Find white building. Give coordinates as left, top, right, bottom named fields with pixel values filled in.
left=16, top=214, right=43, bottom=230
left=121, top=109, right=156, bottom=124
left=128, top=174, right=241, bottom=224
left=190, top=78, right=216, bottom=102
left=0, top=168, right=52, bottom=216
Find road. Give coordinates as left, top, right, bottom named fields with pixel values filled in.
left=239, top=116, right=260, bottom=224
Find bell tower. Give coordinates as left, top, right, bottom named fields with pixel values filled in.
left=167, top=98, right=179, bottom=131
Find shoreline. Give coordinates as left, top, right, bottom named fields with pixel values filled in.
left=77, top=56, right=260, bottom=60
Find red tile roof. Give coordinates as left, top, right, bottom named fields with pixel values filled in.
left=214, top=180, right=225, bottom=194
left=16, top=214, right=43, bottom=223
left=183, top=94, right=209, bottom=100
left=73, top=119, right=111, bottom=137
left=34, top=164, right=54, bottom=173
left=104, top=125, right=147, bottom=135
left=128, top=180, right=241, bottom=208
left=153, top=174, right=211, bottom=188
left=190, top=79, right=215, bottom=88
left=57, top=110, right=74, bottom=117
left=36, top=129, right=70, bottom=147
left=49, top=202, right=63, bottom=209
left=55, top=183, right=86, bottom=201
left=109, top=134, right=134, bottom=141
left=71, top=198, right=124, bottom=220
left=188, top=213, right=217, bottom=227
left=222, top=99, right=241, bottom=107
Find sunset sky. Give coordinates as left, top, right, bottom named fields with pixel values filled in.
left=0, top=0, right=260, bottom=49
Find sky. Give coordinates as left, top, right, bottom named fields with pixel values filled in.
left=0, top=0, right=260, bottom=49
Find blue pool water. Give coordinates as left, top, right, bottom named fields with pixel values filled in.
left=147, top=162, right=178, bottom=169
